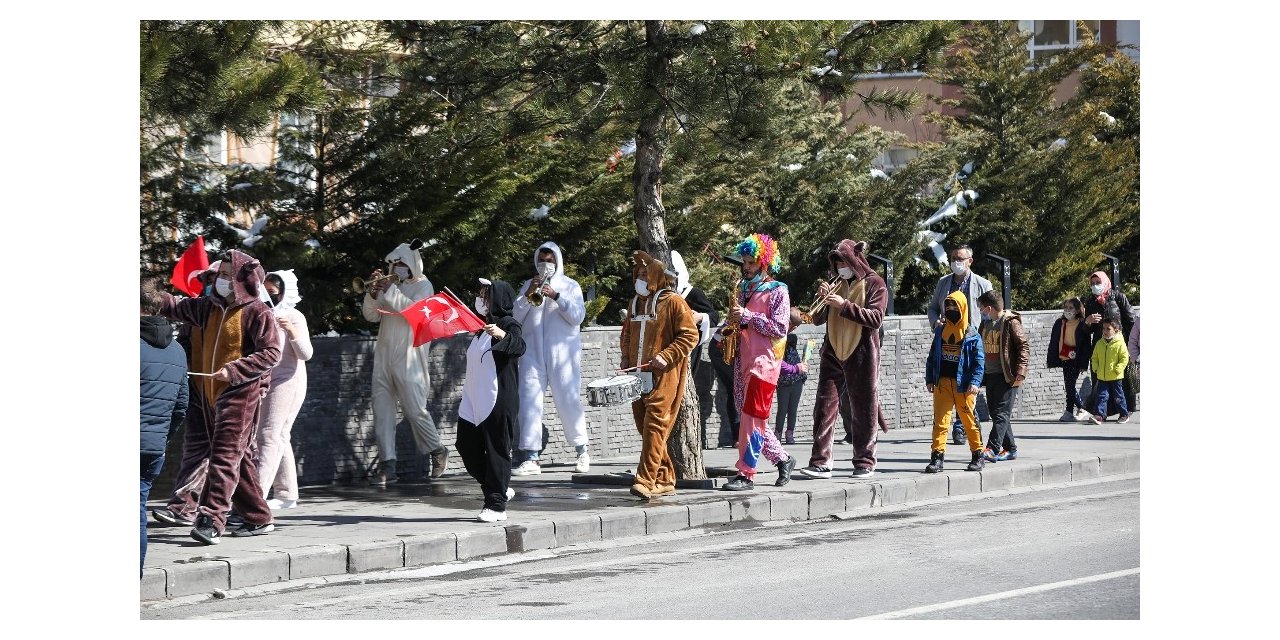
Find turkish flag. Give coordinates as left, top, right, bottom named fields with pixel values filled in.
left=170, top=236, right=210, bottom=297
left=380, top=291, right=486, bottom=347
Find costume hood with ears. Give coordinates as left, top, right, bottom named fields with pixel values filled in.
left=830, top=239, right=876, bottom=281
left=483, top=278, right=517, bottom=321
left=631, top=250, right=677, bottom=296
left=669, top=250, right=692, bottom=297
left=385, top=242, right=426, bottom=281
left=219, top=250, right=267, bottom=308
left=266, top=269, right=302, bottom=312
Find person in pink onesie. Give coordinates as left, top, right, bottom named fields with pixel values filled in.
left=721, top=233, right=796, bottom=491
left=256, top=269, right=314, bottom=510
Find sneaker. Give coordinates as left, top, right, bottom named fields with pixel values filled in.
left=1073, top=408, right=1085, bottom=419
left=190, top=514, right=221, bottom=545
left=1058, top=410, right=1076, bottom=422
left=1117, top=415, right=1130, bottom=424
left=371, top=459, right=398, bottom=486
left=775, top=457, right=796, bottom=486
left=629, top=483, right=653, bottom=500
left=798, top=465, right=832, bottom=479
left=980, top=447, right=999, bottom=463
left=924, top=452, right=944, bottom=474
left=966, top=450, right=986, bottom=472
left=230, top=521, right=275, bottom=537
left=851, top=467, right=875, bottom=479
left=1088, top=414, right=1103, bottom=425
left=226, top=513, right=245, bottom=527
left=151, top=508, right=194, bottom=527
left=506, top=487, right=516, bottom=500
left=575, top=451, right=591, bottom=473
left=478, top=508, right=508, bottom=523
left=951, top=425, right=965, bottom=445
left=430, top=447, right=450, bottom=478
left=1002, top=448, right=1018, bottom=461
left=785, top=434, right=796, bottom=445
left=266, top=498, right=297, bottom=510
left=722, top=475, right=755, bottom=491
left=839, top=435, right=853, bottom=444
left=512, top=460, right=542, bottom=476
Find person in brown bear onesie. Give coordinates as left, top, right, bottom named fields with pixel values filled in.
left=799, top=239, right=889, bottom=479
left=158, top=250, right=281, bottom=544
left=620, top=251, right=700, bottom=500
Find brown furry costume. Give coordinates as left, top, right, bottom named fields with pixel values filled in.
left=161, top=250, right=281, bottom=534
left=619, top=251, right=699, bottom=498
left=809, top=240, right=889, bottom=473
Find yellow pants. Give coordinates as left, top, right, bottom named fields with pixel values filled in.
left=931, top=377, right=984, bottom=454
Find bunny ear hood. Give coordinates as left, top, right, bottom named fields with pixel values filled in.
left=669, top=250, right=691, bottom=296
left=385, top=243, right=425, bottom=280
left=267, top=269, right=302, bottom=311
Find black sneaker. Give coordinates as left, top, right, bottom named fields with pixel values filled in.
left=230, top=522, right=275, bottom=537
left=951, top=425, right=965, bottom=445
left=190, top=514, right=221, bottom=545
left=798, top=465, right=832, bottom=479
left=151, top=508, right=194, bottom=527
left=924, top=451, right=944, bottom=474
left=966, top=450, right=986, bottom=471
left=722, top=475, right=755, bottom=491
left=775, top=457, right=796, bottom=487
left=851, top=467, right=875, bottom=479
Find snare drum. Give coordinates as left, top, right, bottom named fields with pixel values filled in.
left=586, top=375, right=643, bottom=407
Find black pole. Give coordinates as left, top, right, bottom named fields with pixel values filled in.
left=868, top=254, right=895, bottom=315
left=1101, top=253, right=1120, bottom=288
left=986, top=253, right=1012, bottom=310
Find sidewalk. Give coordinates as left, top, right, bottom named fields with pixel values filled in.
left=141, top=413, right=1140, bottom=602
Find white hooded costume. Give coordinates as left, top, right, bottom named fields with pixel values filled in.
left=513, top=241, right=589, bottom=453
left=669, top=250, right=713, bottom=347
left=361, top=242, right=443, bottom=462
left=257, top=269, right=313, bottom=503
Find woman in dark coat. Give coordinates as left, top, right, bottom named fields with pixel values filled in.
left=1047, top=296, right=1093, bottom=421
left=1081, top=271, right=1137, bottom=415
left=456, top=279, right=525, bottom=522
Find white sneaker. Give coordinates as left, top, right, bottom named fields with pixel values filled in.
left=506, top=487, right=516, bottom=500
left=478, top=508, right=508, bottom=522
left=266, top=498, right=297, bottom=510
left=512, top=460, right=542, bottom=476
left=575, top=452, right=591, bottom=473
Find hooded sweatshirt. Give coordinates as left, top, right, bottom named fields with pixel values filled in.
left=926, top=290, right=984, bottom=390
left=460, top=280, right=525, bottom=426
left=141, top=315, right=189, bottom=456
left=265, top=269, right=313, bottom=385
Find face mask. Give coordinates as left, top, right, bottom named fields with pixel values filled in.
left=951, top=260, right=968, bottom=276
left=394, top=265, right=411, bottom=280
left=634, top=280, right=650, bottom=297
left=1091, top=283, right=1105, bottom=295
left=945, top=309, right=961, bottom=323
left=837, top=267, right=854, bottom=279
left=214, top=277, right=233, bottom=298
left=1063, top=311, right=1074, bottom=319
left=475, top=297, right=488, bottom=317
left=538, top=261, right=556, bottom=279
left=268, top=291, right=282, bottom=306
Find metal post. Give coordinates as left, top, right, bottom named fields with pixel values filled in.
left=986, top=253, right=1012, bottom=310
left=1101, top=253, right=1120, bottom=288
left=867, top=254, right=895, bottom=315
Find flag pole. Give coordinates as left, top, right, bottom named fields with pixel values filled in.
left=441, top=286, right=486, bottom=330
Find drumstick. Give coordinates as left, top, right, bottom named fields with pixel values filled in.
left=617, top=363, right=649, bottom=373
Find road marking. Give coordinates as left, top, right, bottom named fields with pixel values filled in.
left=856, top=568, right=1141, bottom=619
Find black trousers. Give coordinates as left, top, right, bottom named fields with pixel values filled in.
left=456, top=416, right=513, bottom=512
left=983, top=373, right=1019, bottom=454
left=709, top=341, right=739, bottom=447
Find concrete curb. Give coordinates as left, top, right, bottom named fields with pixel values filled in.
left=141, top=451, right=1138, bottom=602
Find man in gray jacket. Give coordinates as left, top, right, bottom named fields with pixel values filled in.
left=926, top=245, right=992, bottom=445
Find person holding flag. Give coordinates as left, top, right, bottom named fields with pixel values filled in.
left=362, top=241, right=449, bottom=485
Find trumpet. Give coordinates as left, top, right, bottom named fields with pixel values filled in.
left=526, top=278, right=544, bottom=306
left=799, top=275, right=843, bottom=324
left=352, top=273, right=398, bottom=294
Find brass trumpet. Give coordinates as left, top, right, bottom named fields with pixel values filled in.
left=352, top=273, right=398, bottom=294
left=799, top=274, right=843, bottom=324
left=526, top=279, right=544, bottom=306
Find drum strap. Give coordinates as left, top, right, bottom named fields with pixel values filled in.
left=629, top=290, right=669, bottom=367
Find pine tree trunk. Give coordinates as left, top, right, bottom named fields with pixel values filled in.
left=667, top=369, right=707, bottom=480
left=632, top=20, right=704, bottom=480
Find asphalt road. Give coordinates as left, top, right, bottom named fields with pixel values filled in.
left=143, top=477, right=1139, bottom=620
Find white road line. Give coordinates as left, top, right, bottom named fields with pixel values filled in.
left=857, top=568, right=1141, bottom=620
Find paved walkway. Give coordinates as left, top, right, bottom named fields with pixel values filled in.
left=142, top=413, right=1140, bottom=601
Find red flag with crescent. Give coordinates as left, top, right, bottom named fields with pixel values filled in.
left=170, top=236, right=210, bottom=297
left=379, top=291, right=485, bottom=347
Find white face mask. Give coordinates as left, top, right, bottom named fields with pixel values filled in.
left=394, top=265, right=411, bottom=280
left=538, top=261, right=556, bottom=279
left=214, top=277, right=233, bottom=298
left=475, top=297, right=488, bottom=316
left=634, top=280, right=650, bottom=297
left=1063, top=310, right=1074, bottom=319
left=950, top=260, right=968, bottom=276
left=837, top=267, right=854, bottom=279
left=1091, top=283, right=1105, bottom=295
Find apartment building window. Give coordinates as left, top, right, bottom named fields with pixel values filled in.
left=1019, top=21, right=1101, bottom=60
left=186, top=130, right=227, bottom=165
left=276, top=112, right=317, bottom=190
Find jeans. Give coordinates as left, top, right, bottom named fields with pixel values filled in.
left=1093, top=380, right=1129, bottom=419
left=774, top=382, right=804, bottom=438
left=1062, top=362, right=1084, bottom=413
left=983, top=374, right=1019, bottom=454
left=141, top=453, right=166, bottom=577
left=709, top=341, right=739, bottom=447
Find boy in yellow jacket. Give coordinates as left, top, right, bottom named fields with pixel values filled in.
left=1088, top=319, right=1130, bottom=424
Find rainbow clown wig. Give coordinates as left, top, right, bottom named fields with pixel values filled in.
left=734, top=233, right=782, bottom=274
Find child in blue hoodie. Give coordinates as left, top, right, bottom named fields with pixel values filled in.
left=924, top=291, right=986, bottom=472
